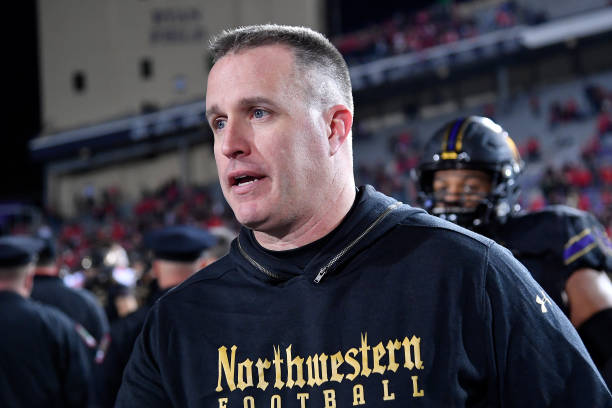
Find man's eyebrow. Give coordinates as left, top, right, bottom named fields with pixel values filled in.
left=237, top=96, right=277, bottom=108
left=205, top=105, right=222, bottom=121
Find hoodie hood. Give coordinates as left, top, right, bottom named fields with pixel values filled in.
left=230, top=185, right=424, bottom=284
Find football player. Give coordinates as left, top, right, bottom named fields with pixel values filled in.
left=416, top=115, right=612, bottom=386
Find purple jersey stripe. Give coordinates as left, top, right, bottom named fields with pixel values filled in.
left=564, top=233, right=596, bottom=262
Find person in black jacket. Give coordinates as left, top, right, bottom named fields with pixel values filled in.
left=116, top=25, right=612, bottom=407
left=415, top=115, right=612, bottom=387
left=0, top=235, right=92, bottom=407
left=31, top=234, right=110, bottom=363
left=100, top=225, right=216, bottom=407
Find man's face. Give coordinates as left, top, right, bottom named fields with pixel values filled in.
left=432, top=169, right=492, bottom=209
left=206, top=45, right=332, bottom=235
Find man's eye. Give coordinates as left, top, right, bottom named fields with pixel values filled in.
left=253, top=109, right=268, bottom=119
left=433, top=189, right=447, bottom=199
left=432, top=183, right=447, bottom=193
left=214, top=119, right=226, bottom=130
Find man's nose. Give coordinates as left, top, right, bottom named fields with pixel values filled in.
left=439, top=185, right=467, bottom=206
left=444, top=184, right=463, bottom=200
left=221, top=119, right=251, bottom=159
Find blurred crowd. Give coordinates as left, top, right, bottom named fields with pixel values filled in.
left=7, top=179, right=238, bottom=325
left=332, top=1, right=547, bottom=65
left=53, top=181, right=231, bottom=278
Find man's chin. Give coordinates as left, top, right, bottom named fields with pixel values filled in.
left=240, top=218, right=266, bottom=231
left=235, top=210, right=268, bottom=231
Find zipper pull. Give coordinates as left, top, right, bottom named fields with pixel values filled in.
left=313, top=267, right=328, bottom=284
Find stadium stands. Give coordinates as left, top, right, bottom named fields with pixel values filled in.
left=353, top=71, right=612, bottom=233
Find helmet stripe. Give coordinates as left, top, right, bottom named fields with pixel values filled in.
left=455, top=117, right=473, bottom=152
left=447, top=119, right=464, bottom=151
left=441, top=122, right=452, bottom=152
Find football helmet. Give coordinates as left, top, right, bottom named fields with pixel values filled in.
left=415, top=116, right=524, bottom=230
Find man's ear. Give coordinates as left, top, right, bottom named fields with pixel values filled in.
left=151, top=260, right=160, bottom=279
left=23, top=265, right=35, bottom=297
left=327, top=104, right=353, bottom=156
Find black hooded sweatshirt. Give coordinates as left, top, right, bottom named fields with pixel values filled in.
left=116, top=186, right=611, bottom=407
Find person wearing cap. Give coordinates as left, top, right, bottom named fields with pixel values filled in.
left=0, top=235, right=92, bottom=407
left=99, top=225, right=216, bottom=407
left=31, top=234, right=111, bottom=364
left=31, top=234, right=112, bottom=407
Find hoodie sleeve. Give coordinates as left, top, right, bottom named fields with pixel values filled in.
left=482, top=243, right=612, bottom=406
left=115, top=305, right=172, bottom=407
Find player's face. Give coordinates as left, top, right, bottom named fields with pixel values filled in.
left=432, top=169, right=492, bottom=209
left=206, top=45, right=331, bottom=234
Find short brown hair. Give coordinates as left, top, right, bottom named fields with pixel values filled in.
left=209, top=24, right=353, bottom=112
left=0, top=264, right=31, bottom=282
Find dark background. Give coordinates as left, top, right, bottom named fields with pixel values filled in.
left=4, top=0, right=41, bottom=205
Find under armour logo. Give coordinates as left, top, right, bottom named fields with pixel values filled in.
left=536, top=292, right=552, bottom=313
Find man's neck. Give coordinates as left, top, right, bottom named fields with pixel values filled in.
left=156, top=260, right=197, bottom=289
left=34, top=266, right=59, bottom=277
left=254, top=182, right=357, bottom=251
left=0, top=283, right=28, bottom=297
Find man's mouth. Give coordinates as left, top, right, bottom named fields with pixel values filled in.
left=232, top=174, right=263, bottom=187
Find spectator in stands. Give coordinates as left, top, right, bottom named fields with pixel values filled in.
left=529, top=93, right=541, bottom=116
left=526, top=136, right=541, bottom=161
left=563, top=97, right=583, bottom=121
left=549, top=100, right=563, bottom=129
left=482, top=102, right=496, bottom=119
left=601, top=165, right=612, bottom=186
left=565, top=164, right=594, bottom=190
left=585, top=83, right=606, bottom=114
left=597, top=99, right=612, bottom=137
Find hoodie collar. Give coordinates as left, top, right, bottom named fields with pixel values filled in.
left=231, top=185, right=407, bottom=285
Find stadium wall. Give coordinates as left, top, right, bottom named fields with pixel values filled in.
left=38, top=0, right=323, bottom=133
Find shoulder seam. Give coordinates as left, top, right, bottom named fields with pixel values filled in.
left=156, top=258, right=234, bottom=302
left=396, top=219, right=495, bottom=248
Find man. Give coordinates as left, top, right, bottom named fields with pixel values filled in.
left=0, top=235, right=92, bottom=407
left=101, top=225, right=216, bottom=407
left=31, top=233, right=111, bottom=363
left=116, top=25, right=611, bottom=407
left=415, top=115, right=612, bottom=387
